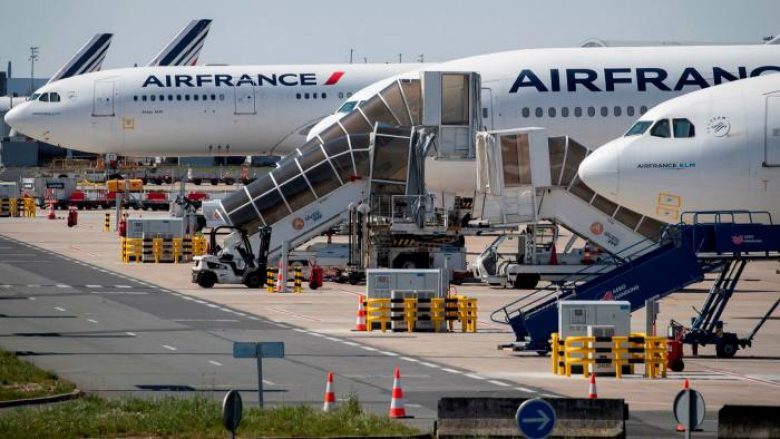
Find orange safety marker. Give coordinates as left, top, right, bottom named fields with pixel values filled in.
left=47, top=202, right=56, bottom=220
left=323, top=371, right=336, bottom=412
left=388, top=366, right=408, bottom=418
left=275, top=260, right=283, bottom=292
left=588, top=373, right=598, bottom=399
left=354, top=294, right=367, bottom=331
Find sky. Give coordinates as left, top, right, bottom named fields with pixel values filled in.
left=1, top=0, right=779, bottom=77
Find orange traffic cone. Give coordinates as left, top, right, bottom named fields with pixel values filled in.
left=323, top=371, right=336, bottom=412
left=676, top=379, right=690, bottom=432
left=588, top=373, right=598, bottom=399
left=47, top=202, right=56, bottom=220
left=275, top=260, right=283, bottom=292
left=354, top=294, right=367, bottom=331
left=389, top=367, right=408, bottom=418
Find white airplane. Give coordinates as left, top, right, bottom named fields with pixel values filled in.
left=4, top=63, right=421, bottom=156
left=578, top=73, right=780, bottom=223
left=2, top=20, right=212, bottom=118
left=308, top=44, right=780, bottom=194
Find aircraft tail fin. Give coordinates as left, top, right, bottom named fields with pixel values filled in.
left=47, top=33, right=113, bottom=83
left=147, top=19, right=212, bottom=66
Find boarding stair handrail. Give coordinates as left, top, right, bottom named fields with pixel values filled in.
left=489, top=227, right=670, bottom=325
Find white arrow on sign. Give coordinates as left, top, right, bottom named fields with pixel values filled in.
left=522, top=409, right=551, bottom=430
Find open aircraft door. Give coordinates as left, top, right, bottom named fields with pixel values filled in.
left=92, top=80, right=115, bottom=117
left=765, top=95, right=780, bottom=166
left=422, top=71, right=482, bottom=159
left=234, top=85, right=256, bottom=115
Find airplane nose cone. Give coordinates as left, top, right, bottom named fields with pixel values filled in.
left=578, top=142, right=620, bottom=198
left=4, top=106, right=28, bottom=134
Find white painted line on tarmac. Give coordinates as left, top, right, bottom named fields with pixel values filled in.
left=209, top=360, right=223, bottom=367
left=515, top=387, right=537, bottom=393
left=247, top=316, right=259, bottom=321
left=379, top=351, right=398, bottom=356
left=125, top=332, right=136, bottom=336
left=292, top=328, right=309, bottom=333
left=308, top=332, right=325, bottom=337
left=115, top=285, right=132, bottom=289
left=406, top=403, right=423, bottom=408
left=172, top=319, right=239, bottom=323
left=234, top=312, right=247, bottom=317
left=206, top=304, right=219, bottom=309
left=54, top=306, right=66, bottom=312
left=162, top=345, right=178, bottom=351
left=218, top=308, right=233, bottom=313
left=360, top=346, right=378, bottom=352
left=400, top=356, right=419, bottom=362
left=85, top=285, right=102, bottom=288
left=194, top=300, right=207, bottom=304
left=465, top=373, right=486, bottom=380
left=89, top=291, right=149, bottom=295
left=342, top=341, right=358, bottom=347
left=27, top=284, right=40, bottom=288
left=180, top=296, right=195, bottom=301
left=0, top=285, right=10, bottom=288
left=263, top=379, right=275, bottom=386
left=28, top=297, right=36, bottom=301
left=86, top=319, right=99, bottom=324
left=441, top=368, right=462, bottom=374
left=541, top=393, right=557, bottom=398
left=488, top=380, right=511, bottom=387
left=419, top=361, right=439, bottom=368
left=325, top=336, right=341, bottom=342
left=56, top=284, right=72, bottom=288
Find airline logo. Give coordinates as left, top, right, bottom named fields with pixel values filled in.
left=142, top=71, right=345, bottom=88
left=509, top=66, right=780, bottom=93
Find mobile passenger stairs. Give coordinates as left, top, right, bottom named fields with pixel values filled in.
left=491, top=210, right=780, bottom=357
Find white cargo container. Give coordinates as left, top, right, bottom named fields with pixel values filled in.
left=558, top=300, right=630, bottom=339
left=366, top=268, right=447, bottom=299
left=126, top=218, right=184, bottom=239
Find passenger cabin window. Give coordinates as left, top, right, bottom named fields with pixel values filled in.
left=625, top=121, right=652, bottom=136
left=535, top=107, right=543, bottom=117
left=522, top=107, right=530, bottom=118
left=574, top=107, right=582, bottom=117
left=561, top=107, right=569, bottom=118
left=650, top=119, right=671, bottom=138
left=627, top=106, right=635, bottom=117
left=673, top=118, right=695, bottom=138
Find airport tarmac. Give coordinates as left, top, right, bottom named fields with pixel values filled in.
left=2, top=211, right=779, bottom=436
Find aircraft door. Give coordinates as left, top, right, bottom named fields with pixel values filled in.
left=481, top=87, right=494, bottom=130
left=234, top=85, right=256, bottom=115
left=765, top=95, right=780, bottom=166
left=422, top=71, right=481, bottom=159
left=92, top=80, right=115, bottom=117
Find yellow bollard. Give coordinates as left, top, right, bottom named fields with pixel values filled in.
left=266, top=268, right=275, bottom=293
left=104, top=213, right=111, bottom=232
left=293, top=265, right=303, bottom=293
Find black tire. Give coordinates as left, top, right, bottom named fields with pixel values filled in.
left=163, top=176, right=173, bottom=184
left=197, top=271, right=217, bottom=288
left=513, top=274, right=540, bottom=289
left=210, top=178, right=219, bottom=186
left=223, top=178, right=235, bottom=186
left=244, top=271, right=263, bottom=289
left=716, top=340, right=738, bottom=358
left=670, top=359, right=685, bottom=372
left=309, top=281, right=320, bottom=290
left=193, top=178, right=202, bottom=186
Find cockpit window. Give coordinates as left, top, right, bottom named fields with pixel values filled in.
left=650, top=119, right=671, bottom=138
left=337, top=101, right=359, bottom=114
left=39, top=93, right=50, bottom=102
left=673, top=118, right=695, bottom=138
left=29, top=93, right=40, bottom=101
left=50, top=92, right=60, bottom=102
left=624, top=121, right=652, bottom=136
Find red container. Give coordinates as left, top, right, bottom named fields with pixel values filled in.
left=667, top=339, right=684, bottom=372
left=67, top=206, right=78, bottom=227
left=118, top=218, right=127, bottom=237
left=309, top=265, right=324, bottom=290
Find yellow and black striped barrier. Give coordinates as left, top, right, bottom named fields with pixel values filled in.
left=551, top=333, right=667, bottom=379
left=104, top=213, right=111, bottom=232
left=121, top=235, right=207, bottom=263
left=364, top=296, right=477, bottom=333
left=1, top=197, right=36, bottom=218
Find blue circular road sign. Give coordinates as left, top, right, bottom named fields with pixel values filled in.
left=516, top=398, right=556, bottom=439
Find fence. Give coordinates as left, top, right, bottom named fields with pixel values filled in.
left=551, top=333, right=667, bottom=379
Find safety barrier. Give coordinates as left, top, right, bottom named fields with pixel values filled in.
left=104, top=213, right=111, bottom=231
left=293, top=265, right=303, bottom=293
left=191, top=235, right=207, bottom=256
left=551, top=333, right=667, bottom=379
left=0, top=197, right=36, bottom=218
left=121, top=235, right=207, bottom=263
left=364, top=296, right=477, bottom=333
left=266, top=268, right=276, bottom=292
